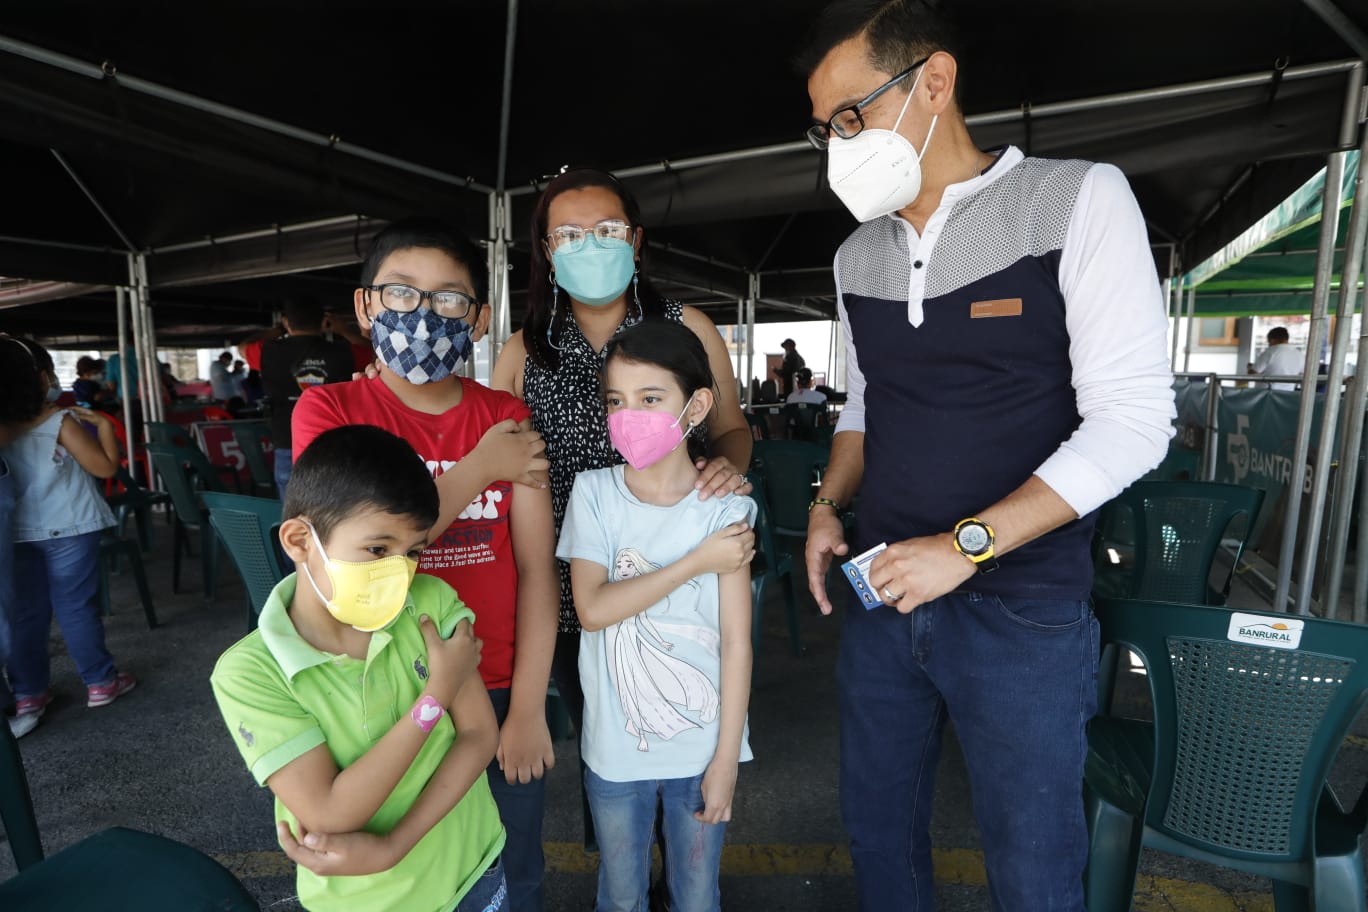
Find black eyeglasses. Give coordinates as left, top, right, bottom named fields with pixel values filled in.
left=364, top=284, right=480, bottom=321
left=806, top=56, right=930, bottom=150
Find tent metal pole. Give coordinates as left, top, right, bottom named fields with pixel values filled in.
left=151, top=215, right=366, bottom=256
left=504, top=60, right=1360, bottom=194
left=1302, top=0, right=1368, bottom=61
left=115, top=285, right=137, bottom=470
left=1182, top=285, right=1195, bottom=372
left=0, top=36, right=493, bottom=195
left=1321, top=126, right=1368, bottom=618
left=134, top=253, right=164, bottom=425
left=1202, top=373, right=1220, bottom=482
left=745, top=274, right=758, bottom=403
left=494, top=0, right=519, bottom=193
left=1275, top=65, right=1363, bottom=615
left=735, top=297, right=746, bottom=404
left=1162, top=277, right=1175, bottom=370
left=51, top=150, right=137, bottom=252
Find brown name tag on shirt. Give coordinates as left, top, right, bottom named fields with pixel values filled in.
left=970, top=298, right=1023, bottom=319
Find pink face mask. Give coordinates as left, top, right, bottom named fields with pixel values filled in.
left=607, top=394, right=696, bottom=471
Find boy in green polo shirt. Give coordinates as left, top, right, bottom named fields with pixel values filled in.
left=211, top=425, right=507, bottom=912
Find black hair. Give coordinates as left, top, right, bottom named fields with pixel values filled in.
left=1268, top=327, right=1290, bottom=343
left=602, top=321, right=716, bottom=462
left=795, top=367, right=814, bottom=387
left=283, top=295, right=325, bottom=332
left=0, top=335, right=53, bottom=425
left=359, top=217, right=489, bottom=304
left=525, top=168, right=669, bottom=372
left=218, top=351, right=233, bottom=362
left=283, top=425, right=439, bottom=543
left=795, top=0, right=961, bottom=101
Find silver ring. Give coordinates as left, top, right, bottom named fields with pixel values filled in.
left=882, top=586, right=904, bottom=603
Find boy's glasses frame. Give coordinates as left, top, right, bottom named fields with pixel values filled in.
left=364, top=284, right=480, bottom=321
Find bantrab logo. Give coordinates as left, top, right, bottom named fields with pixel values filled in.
left=1226, top=414, right=1250, bottom=483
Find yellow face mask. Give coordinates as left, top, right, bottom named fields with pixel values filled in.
left=301, top=522, right=418, bottom=632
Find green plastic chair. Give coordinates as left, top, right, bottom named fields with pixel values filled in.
left=97, top=531, right=157, bottom=629
left=105, top=465, right=172, bottom=553
left=0, top=721, right=257, bottom=910
left=146, top=422, right=239, bottom=493
left=745, top=473, right=801, bottom=656
left=201, top=492, right=286, bottom=632
left=1092, top=480, right=1265, bottom=605
left=147, top=444, right=220, bottom=600
left=1084, top=597, right=1368, bottom=912
left=781, top=403, right=824, bottom=441
left=228, top=420, right=277, bottom=498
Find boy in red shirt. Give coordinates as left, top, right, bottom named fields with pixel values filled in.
left=293, top=219, right=557, bottom=911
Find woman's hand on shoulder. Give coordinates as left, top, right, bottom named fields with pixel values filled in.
left=694, top=456, right=753, bottom=501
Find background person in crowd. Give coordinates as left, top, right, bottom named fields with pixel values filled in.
left=209, top=351, right=236, bottom=403
left=0, top=335, right=138, bottom=739
left=799, top=2, right=1175, bottom=909
left=1249, top=326, right=1305, bottom=391
left=240, top=296, right=357, bottom=497
left=293, top=218, right=556, bottom=911
left=490, top=167, right=754, bottom=861
left=72, top=356, right=108, bottom=407
left=772, top=338, right=806, bottom=396
left=786, top=367, right=828, bottom=405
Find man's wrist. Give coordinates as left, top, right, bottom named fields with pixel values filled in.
left=808, top=497, right=843, bottom=518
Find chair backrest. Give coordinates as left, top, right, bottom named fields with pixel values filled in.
left=758, top=379, right=778, bottom=403
left=147, top=445, right=209, bottom=528
left=228, top=421, right=275, bottom=496
left=751, top=440, right=830, bottom=535
left=1101, top=481, right=1264, bottom=603
left=0, top=714, right=45, bottom=870
left=781, top=403, right=823, bottom=441
left=744, top=472, right=784, bottom=576
left=146, top=421, right=193, bottom=448
left=201, top=493, right=286, bottom=614
left=1095, top=597, right=1368, bottom=865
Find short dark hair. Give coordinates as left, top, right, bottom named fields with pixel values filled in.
left=284, top=425, right=438, bottom=543
left=1268, top=327, right=1290, bottom=343
left=283, top=296, right=325, bottom=332
left=218, top=351, right=233, bottom=362
left=360, top=217, right=489, bottom=304
left=0, top=335, right=53, bottom=424
left=796, top=0, right=960, bottom=89
left=795, top=367, right=814, bottom=387
left=603, top=321, right=716, bottom=461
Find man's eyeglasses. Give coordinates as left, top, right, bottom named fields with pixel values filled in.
left=365, top=284, right=480, bottom=321
left=806, top=56, right=930, bottom=150
left=545, top=219, right=634, bottom=254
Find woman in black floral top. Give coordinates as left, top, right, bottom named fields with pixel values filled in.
left=492, top=168, right=753, bottom=843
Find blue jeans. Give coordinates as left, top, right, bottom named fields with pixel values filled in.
left=0, top=460, right=15, bottom=710
left=454, top=857, right=508, bottom=912
left=486, top=687, right=546, bottom=911
left=837, top=591, right=1098, bottom=912
left=10, top=531, right=117, bottom=695
left=273, top=448, right=293, bottom=500
left=584, top=767, right=726, bottom=912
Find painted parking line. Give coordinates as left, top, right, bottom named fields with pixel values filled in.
left=214, top=843, right=1274, bottom=910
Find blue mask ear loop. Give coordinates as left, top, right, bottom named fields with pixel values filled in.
left=546, top=276, right=563, bottom=352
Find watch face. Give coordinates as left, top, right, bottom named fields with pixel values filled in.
left=958, top=523, right=991, bottom=555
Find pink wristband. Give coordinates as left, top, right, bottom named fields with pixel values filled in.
left=410, top=695, right=445, bottom=733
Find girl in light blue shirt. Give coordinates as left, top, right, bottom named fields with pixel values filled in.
left=557, top=321, right=755, bottom=912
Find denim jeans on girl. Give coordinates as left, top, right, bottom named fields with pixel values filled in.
left=837, top=590, right=1098, bottom=912
left=10, top=530, right=117, bottom=695
left=584, top=767, right=726, bottom=912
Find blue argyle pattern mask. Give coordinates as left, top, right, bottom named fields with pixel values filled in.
left=370, top=308, right=473, bottom=384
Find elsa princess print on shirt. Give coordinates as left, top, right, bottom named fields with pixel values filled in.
left=609, top=547, right=720, bottom=751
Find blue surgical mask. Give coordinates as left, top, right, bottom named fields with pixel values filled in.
left=45, top=383, right=61, bottom=402
left=370, top=308, right=472, bottom=384
left=552, top=238, right=636, bottom=307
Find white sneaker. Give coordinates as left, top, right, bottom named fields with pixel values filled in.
left=8, top=712, right=39, bottom=739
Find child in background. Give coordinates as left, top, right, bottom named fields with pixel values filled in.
left=292, top=218, right=557, bottom=911
left=557, top=321, right=756, bottom=912
left=211, top=425, right=506, bottom=912
left=0, top=335, right=136, bottom=737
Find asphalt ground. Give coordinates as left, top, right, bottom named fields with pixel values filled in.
left=2, top=518, right=1365, bottom=911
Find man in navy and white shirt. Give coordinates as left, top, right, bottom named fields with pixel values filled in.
left=800, top=2, right=1176, bottom=910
